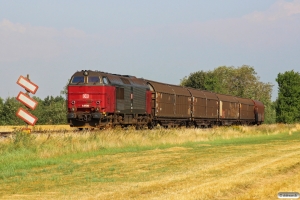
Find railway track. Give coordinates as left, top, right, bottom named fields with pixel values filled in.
left=0, top=126, right=208, bottom=138
left=0, top=132, right=12, bottom=137
left=0, top=129, right=82, bottom=138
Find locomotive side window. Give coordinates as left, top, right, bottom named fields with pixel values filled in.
left=116, top=87, right=124, bottom=99
left=71, top=76, right=84, bottom=84
left=88, top=76, right=100, bottom=83
left=103, top=77, right=109, bottom=85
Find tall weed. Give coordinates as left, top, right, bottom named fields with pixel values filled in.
left=11, top=131, right=36, bottom=150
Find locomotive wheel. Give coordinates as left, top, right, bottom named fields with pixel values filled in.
left=147, top=123, right=154, bottom=130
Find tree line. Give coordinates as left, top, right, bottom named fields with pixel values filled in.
left=0, top=96, right=67, bottom=125
left=0, top=65, right=299, bottom=125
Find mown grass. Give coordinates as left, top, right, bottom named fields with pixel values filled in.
left=0, top=124, right=300, bottom=199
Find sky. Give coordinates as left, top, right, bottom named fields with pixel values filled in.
left=0, top=0, right=300, bottom=101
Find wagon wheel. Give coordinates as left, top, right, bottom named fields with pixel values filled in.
left=179, top=121, right=187, bottom=129
left=147, top=122, right=154, bottom=130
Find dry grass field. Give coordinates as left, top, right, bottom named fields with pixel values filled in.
left=0, top=124, right=300, bottom=199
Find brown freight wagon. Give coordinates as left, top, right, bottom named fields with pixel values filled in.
left=253, top=100, right=265, bottom=125
left=235, top=97, right=255, bottom=125
left=146, top=80, right=191, bottom=127
left=187, top=88, right=219, bottom=127
left=216, top=93, right=239, bottom=125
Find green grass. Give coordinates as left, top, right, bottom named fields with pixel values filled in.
left=0, top=125, right=300, bottom=199
left=0, top=129, right=298, bottom=177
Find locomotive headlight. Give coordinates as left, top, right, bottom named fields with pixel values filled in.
left=71, top=100, right=75, bottom=105
left=83, top=70, right=89, bottom=76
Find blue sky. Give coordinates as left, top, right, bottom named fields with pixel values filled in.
left=1, top=0, right=299, bottom=101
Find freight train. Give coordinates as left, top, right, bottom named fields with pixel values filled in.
left=67, top=70, right=264, bottom=129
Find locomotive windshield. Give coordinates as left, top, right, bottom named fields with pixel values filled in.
left=71, top=76, right=84, bottom=84
left=88, top=76, right=100, bottom=83
left=70, top=75, right=109, bottom=85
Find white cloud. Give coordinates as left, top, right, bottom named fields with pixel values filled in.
left=62, top=27, right=87, bottom=38
left=0, top=19, right=93, bottom=62
left=1, top=19, right=27, bottom=33
left=0, top=19, right=59, bottom=62
left=166, top=0, right=300, bottom=48
left=96, top=0, right=300, bottom=49
left=244, top=0, right=300, bottom=21
left=0, top=19, right=126, bottom=62
left=1, top=0, right=300, bottom=62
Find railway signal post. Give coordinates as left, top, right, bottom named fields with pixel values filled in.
left=16, top=74, right=39, bottom=133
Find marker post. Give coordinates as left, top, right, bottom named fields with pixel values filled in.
left=16, top=74, right=39, bottom=133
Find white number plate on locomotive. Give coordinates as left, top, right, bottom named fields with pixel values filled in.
left=82, top=94, right=89, bottom=98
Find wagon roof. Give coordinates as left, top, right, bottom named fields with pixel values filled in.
left=235, top=97, right=254, bottom=105
left=146, top=80, right=191, bottom=96
left=216, top=93, right=239, bottom=102
left=187, top=88, right=219, bottom=100
left=253, top=100, right=264, bottom=109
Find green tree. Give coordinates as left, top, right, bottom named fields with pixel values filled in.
left=181, top=70, right=221, bottom=92
left=30, top=96, right=45, bottom=124
left=276, top=70, right=300, bottom=123
left=37, top=95, right=67, bottom=125
left=0, top=97, right=4, bottom=125
left=213, top=66, right=259, bottom=98
left=2, top=97, right=24, bottom=125
left=60, top=79, right=70, bottom=99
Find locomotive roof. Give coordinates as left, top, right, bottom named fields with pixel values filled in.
left=71, top=70, right=149, bottom=88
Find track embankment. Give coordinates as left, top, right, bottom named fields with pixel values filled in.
left=0, top=125, right=77, bottom=136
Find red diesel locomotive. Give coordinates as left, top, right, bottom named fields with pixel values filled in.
left=67, top=70, right=264, bottom=129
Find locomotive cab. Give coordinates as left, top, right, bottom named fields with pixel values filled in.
left=70, top=72, right=110, bottom=86
left=67, top=70, right=116, bottom=128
